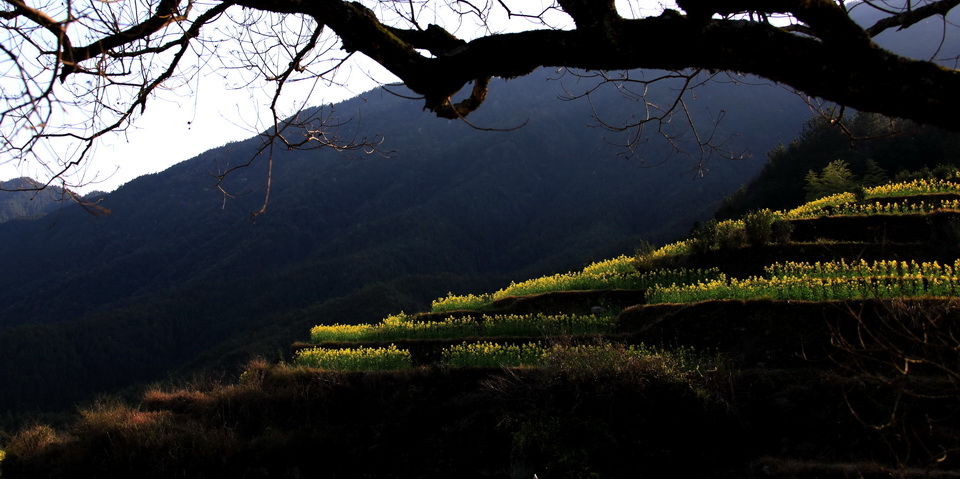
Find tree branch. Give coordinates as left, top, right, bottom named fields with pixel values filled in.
left=67, top=0, right=187, bottom=68
left=864, top=0, right=960, bottom=37
left=676, top=0, right=870, bottom=44
left=218, top=0, right=960, bottom=130
left=5, top=0, right=960, bottom=191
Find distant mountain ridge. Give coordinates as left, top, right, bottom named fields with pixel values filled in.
left=0, top=177, right=66, bottom=223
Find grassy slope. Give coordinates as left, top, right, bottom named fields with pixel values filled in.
left=3, top=180, right=960, bottom=479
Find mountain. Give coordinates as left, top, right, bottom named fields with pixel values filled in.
left=0, top=178, right=69, bottom=223
left=3, top=2, right=959, bottom=473
left=6, top=171, right=960, bottom=478
left=714, top=112, right=960, bottom=219
left=711, top=4, right=960, bottom=220
left=0, top=69, right=814, bottom=418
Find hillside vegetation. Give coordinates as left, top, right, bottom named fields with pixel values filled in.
left=0, top=178, right=71, bottom=223
left=0, top=70, right=815, bottom=420
left=4, top=173, right=960, bottom=478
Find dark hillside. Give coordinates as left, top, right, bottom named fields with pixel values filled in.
left=714, top=3, right=960, bottom=219
left=0, top=178, right=68, bottom=223
left=2, top=2, right=960, bottom=473
left=715, top=113, right=960, bottom=219
left=0, top=69, right=812, bottom=418
left=6, top=176, right=960, bottom=478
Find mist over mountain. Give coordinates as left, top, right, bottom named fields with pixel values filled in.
left=0, top=178, right=70, bottom=223
left=0, top=69, right=813, bottom=417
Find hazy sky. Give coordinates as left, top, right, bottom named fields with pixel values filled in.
left=0, top=0, right=672, bottom=193
left=65, top=60, right=391, bottom=193
left=12, top=1, right=928, bottom=195
left=1, top=56, right=391, bottom=193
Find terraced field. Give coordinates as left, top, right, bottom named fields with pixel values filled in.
left=294, top=178, right=960, bottom=372
left=5, top=177, right=960, bottom=479
left=280, top=177, right=960, bottom=477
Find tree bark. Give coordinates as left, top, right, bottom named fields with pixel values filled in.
left=231, top=0, right=960, bottom=130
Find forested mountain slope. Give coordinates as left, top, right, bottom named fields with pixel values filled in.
left=0, top=69, right=812, bottom=418
left=0, top=178, right=70, bottom=223
left=3, top=4, right=960, bottom=475
left=6, top=174, right=960, bottom=478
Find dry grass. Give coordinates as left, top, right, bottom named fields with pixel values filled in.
left=2, top=424, right=66, bottom=458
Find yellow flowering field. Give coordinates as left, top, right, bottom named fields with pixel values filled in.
left=431, top=264, right=720, bottom=312
left=785, top=178, right=960, bottom=219
left=828, top=199, right=960, bottom=216
left=430, top=292, right=494, bottom=312
left=637, top=240, right=693, bottom=263
left=439, top=341, right=665, bottom=368
left=783, top=192, right=858, bottom=219
left=766, top=259, right=959, bottom=280
left=440, top=341, right=546, bottom=367
left=310, top=313, right=617, bottom=343
left=295, top=344, right=413, bottom=371
left=647, top=259, right=960, bottom=303
left=580, top=255, right=638, bottom=275
left=293, top=339, right=704, bottom=373
left=867, top=177, right=960, bottom=198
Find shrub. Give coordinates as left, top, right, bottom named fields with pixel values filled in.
left=742, top=209, right=778, bottom=246
left=717, top=220, right=747, bottom=249
left=2, top=425, right=65, bottom=459
left=689, top=220, right=719, bottom=253
left=543, top=343, right=655, bottom=380
left=690, top=219, right=746, bottom=253
left=633, top=240, right=657, bottom=261
left=770, top=219, right=794, bottom=243
left=853, top=184, right=868, bottom=203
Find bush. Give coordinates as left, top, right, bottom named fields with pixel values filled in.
left=771, top=219, right=794, bottom=243
left=690, top=219, right=747, bottom=253
left=2, top=425, right=65, bottom=459
left=742, top=209, right=794, bottom=246
left=717, top=221, right=747, bottom=249
left=689, top=220, right=719, bottom=253
left=742, top=209, right=777, bottom=246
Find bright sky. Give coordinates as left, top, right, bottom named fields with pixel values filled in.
left=0, top=0, right=675, bottom=193
left=0, top=56, right=396, bottom=193
left=61, top=61, right=392, bottom=193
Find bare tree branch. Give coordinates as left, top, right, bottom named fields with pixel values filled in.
left=2, top=0, right=960, bottom=194
left=864, top=0, right=960, bottom=37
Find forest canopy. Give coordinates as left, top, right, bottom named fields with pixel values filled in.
left=2, top=0, right=959, bottom=189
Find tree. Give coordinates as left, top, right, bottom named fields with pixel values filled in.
left=3, top=0, right=960, bottom=191
left=805, top=159, right=858, bottom=200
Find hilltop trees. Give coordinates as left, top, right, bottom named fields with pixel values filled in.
left=805, top=160, right=858, bottom=201
left=3, top=0, right=960, bottom=189
left=715, top=111, right=960, bottom=218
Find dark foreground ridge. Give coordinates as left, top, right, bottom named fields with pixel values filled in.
left=4, top=300, right=959, bottom=478
left=5, top=178, right=960, bottom=478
